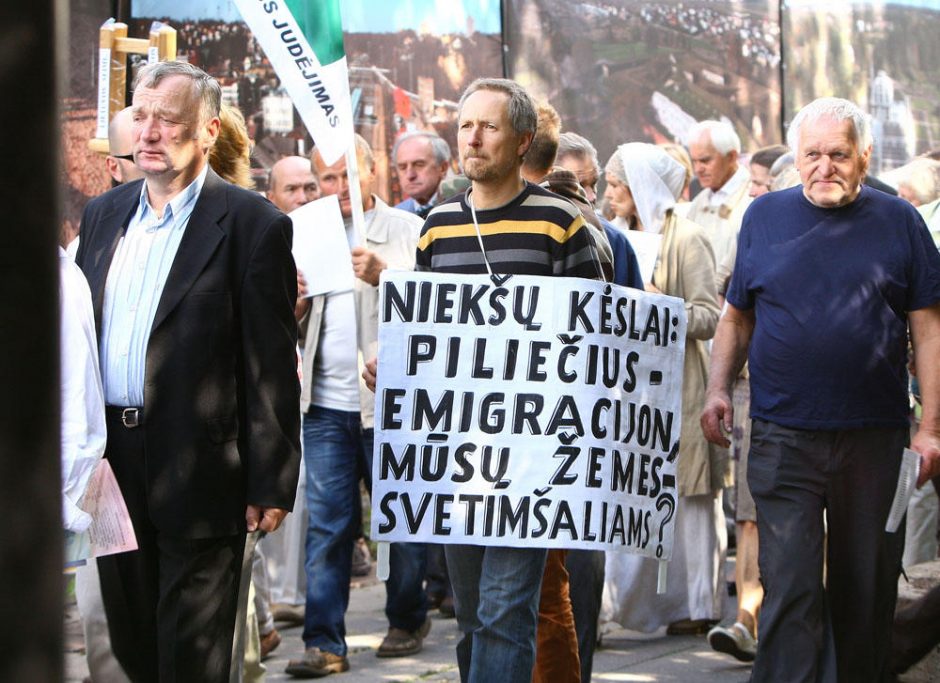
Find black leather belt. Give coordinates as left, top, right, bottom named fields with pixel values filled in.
left=106, top=406, right=144, bottom=428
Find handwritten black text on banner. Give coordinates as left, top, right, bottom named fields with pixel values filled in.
left=371, top=272, right=686, bottom=559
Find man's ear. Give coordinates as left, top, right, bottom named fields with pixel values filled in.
left=204, top=116, right=221, bottom=147
left=860, top=144, right=872, bottom=176
left=105, top=157, right=121, bottom=183
left=517, top=131, right=534, bottom=160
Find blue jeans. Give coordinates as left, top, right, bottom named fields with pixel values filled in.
left=302, top=405, right=427, bottom=655
left=445, top=544, right=548, bottom=683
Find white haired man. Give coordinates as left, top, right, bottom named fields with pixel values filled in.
left=702, top=97, right=940, bottom=682
left=686, top=120, right=751, bottom=274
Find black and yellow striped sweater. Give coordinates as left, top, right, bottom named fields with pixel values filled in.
left=416, top=182, right=602, bottom=279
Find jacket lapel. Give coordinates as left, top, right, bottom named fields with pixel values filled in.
left=150, top=169, right=228, bottom=335
left=87, top=184, right=142, bottom=331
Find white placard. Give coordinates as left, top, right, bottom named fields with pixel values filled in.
left=148, top=46, right=159, bottom=64
left=96, top=48, right=111, bottom=139
left=372, top=272, right=686, bottom=560
left=625, top=231, right=663, bottom=285
left=232, top=0, right=353, bottom=165
left=290, top=194, right=354, bottom=297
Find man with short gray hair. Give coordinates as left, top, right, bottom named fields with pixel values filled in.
left=415, top=77, right=602, bottom=683
left=76, top=60, right=301, bottom=681
left=286, top=134, right=428, bottom=678
left=702, top=96, right=940, bottom=681
left=393, top=130, right=451, bottom=218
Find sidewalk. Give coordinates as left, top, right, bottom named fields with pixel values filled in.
left=65, top=571, right=754, bottom=682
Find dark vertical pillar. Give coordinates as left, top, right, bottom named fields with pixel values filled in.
left=0, top=0, right=64, bottom=681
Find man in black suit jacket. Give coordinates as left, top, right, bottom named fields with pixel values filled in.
left=75, top=61, right=300, bottom=682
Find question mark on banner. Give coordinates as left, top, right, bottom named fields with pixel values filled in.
left=655, top=493, right=676, bottom=559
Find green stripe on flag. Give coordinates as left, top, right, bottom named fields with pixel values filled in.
left=284, top=0, right=346, bottom=65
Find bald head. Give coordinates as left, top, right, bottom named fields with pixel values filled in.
left=267, top=156, right=319, bottom=213
left=106, top=107, right=144, bottom=184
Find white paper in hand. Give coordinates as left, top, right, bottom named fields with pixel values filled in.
left=81, top=459, right=138, bottom=558
left=290, top=194, right=355, bottom=297
left=885, top=448, right=921, bottom=533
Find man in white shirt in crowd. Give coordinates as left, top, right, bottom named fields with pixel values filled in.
left=286, top=135, right=428, bottom=678
left=686, top=120, right=751, bottom=277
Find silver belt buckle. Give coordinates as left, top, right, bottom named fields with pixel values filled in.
left=121, top=407, right=141, bottom=428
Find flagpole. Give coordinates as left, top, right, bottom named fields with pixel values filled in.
left=345, top=138, right=365, bottom=248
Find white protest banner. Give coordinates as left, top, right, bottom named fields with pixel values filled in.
left=232, top=0, right=353, bottom=165
left=625, top=230, right=663, bottom=285
left=372, top=272, right=686, bottom=560
left=289, top=194, right=354, bottom=297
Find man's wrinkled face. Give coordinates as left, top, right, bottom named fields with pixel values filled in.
left=690, top=133, right=738, bottom=192
left=314, top=151, right=375, bottom=218
left=268, top=158, right=319, bottom=213
left=558, top=153, right=599, bottom=204
left=457, top=89, right=530, bottom=185
left=395, top=136, right=447, bottom=205
left=795, top=116, right=870, bottom=209
left=132, top=75, right=217, bottom=179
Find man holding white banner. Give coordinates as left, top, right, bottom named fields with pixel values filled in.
left=287, top=135, right=427, bottom=678
left=405, top=78, right=603, bottom=683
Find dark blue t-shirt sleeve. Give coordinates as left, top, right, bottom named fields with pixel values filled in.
left=905, top=208, right=940, bottom=311
left=725, top=211, right=753, bottom=310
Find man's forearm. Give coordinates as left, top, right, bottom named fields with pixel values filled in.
left=911, top=304, right=940, bottom=434
left=707, top=306, right=754, bottom=396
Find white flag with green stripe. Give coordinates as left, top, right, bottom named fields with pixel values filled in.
left=234, top=0, right=353, bottom=164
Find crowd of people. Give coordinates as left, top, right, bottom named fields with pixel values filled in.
left=59, top=56, right=940, bottom=683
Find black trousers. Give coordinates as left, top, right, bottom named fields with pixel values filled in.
left=748, top=419, right=907, bottom=683
left=97, top=411, right=247, bottom=683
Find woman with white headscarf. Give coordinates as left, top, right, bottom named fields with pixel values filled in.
left=600, top=143, right=730, bottom=635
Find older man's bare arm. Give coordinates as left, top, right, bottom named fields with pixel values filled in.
left=910, top=302, right=940, bottom=486
left=700, top=303, right=755, bottom=447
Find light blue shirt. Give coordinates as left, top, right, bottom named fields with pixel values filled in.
left=100, top=165, right=208, bottom=406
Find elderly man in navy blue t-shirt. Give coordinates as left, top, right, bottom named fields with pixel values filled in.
left=702, top=97, right=940, bottom=683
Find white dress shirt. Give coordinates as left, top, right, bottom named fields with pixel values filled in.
left=60, top=247, right=107, bottom=532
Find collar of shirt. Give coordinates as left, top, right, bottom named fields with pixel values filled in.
left=707, top=165, right=748, bottom=208
left=132, top=163, right=210, bottom=234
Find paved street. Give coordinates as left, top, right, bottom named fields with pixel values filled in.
left=65, top=569, right=754, bottom=682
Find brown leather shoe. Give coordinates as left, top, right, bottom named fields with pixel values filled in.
left=260, top=628, right=282, bottom=661
left=376, top=617, right=432, bottom=657
left=285, top=646, right=349, bottom=677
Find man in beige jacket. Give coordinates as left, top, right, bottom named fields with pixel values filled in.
left=286, top=135, right=428, bottom=678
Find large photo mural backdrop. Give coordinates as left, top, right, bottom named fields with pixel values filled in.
left=62, top=0, right=503, bottom=235
left=782, top=0, right=940, bottom=175
left=63, top=1, right=940, bottom=237
left=505, top=0, right=784, bottom=167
